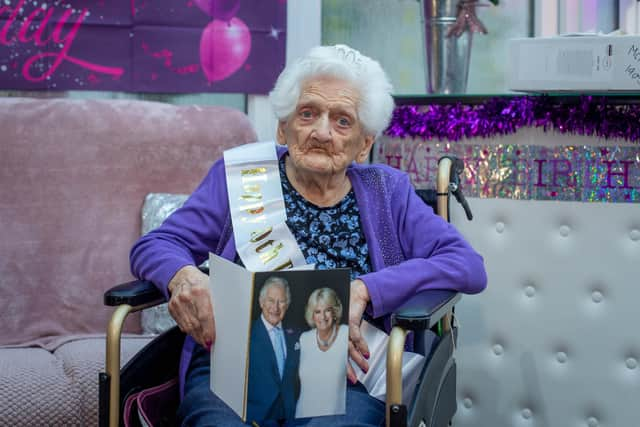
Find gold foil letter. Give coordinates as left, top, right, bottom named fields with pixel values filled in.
left=250, top=227, right=273, bottom=242
left=258, top=242, right=284, bottom=264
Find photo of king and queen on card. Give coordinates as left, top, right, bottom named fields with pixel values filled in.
left=209, top=254, right=351, bottom=422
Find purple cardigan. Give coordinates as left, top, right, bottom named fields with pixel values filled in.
left=130, top=146, right=487, bottom=397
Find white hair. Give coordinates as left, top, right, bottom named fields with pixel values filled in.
left=304, top=287, right=343, bottom=328
left=268, top=44, right=395, bottom=137
left=259, top=276, right=291, bottom=305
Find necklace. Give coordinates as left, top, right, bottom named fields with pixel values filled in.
left=316, top=324, right=337, bottom=348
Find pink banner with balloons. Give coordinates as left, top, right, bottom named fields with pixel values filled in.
left=0, top=0, right=286, bottom=93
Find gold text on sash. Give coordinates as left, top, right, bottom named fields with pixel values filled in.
left=237, top=166, right=294, bottom=270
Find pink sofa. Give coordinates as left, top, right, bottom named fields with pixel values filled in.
left=0, top=97, right=257, bottom=426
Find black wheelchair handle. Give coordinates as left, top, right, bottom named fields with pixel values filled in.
left=440, top=155, right=473, bottom=221
left=104, top=279, right=164, bottom=307
left=104, top=266, right=210, bottom=307
left=452, top=184, right=473, bottom=221
left=392, top=290, right=462, bottom=331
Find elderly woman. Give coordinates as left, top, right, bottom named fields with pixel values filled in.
left=296, top=288, right=349, bottom=419
left=130, top=44, right=486, bottom=427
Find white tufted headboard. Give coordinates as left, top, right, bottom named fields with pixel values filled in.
left=450, top=198, right=640, bottom=427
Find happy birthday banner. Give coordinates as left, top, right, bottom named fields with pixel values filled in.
left=375, top=137, right=640, bottom=203
left=0, top=0, right=286, bottom=93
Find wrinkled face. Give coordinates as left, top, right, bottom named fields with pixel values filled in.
left=312, top=301, right=335, bottom=333
left=277, top=76, right=374, bottom=177
left=259, top=285, right=288, bottom=327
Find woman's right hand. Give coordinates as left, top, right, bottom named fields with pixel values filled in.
left=167, top=265, right=215, bottom=350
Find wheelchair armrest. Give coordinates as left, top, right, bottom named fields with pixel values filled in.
left=391, top=290, right=461, bottom=331
left=103, top=279, right=165, bottom=307
left=102, top=279, right=166, bottom=427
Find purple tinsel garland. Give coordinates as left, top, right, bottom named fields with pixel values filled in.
left=385, top=96, right=640, bottom=143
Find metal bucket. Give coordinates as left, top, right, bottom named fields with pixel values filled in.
left=421, top=0, right=472, bottom=94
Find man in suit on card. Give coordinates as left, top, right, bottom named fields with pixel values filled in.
left=247, top=276, right=300, bottom=424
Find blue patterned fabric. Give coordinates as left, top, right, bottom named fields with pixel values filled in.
left=280, top=156, right=371, bottom=280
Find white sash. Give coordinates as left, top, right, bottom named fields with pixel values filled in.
left=224, top=141, right=307, bottom=272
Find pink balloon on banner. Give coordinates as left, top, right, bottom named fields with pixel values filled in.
left=193, top=0, right=240, bottom=21
left=200, top=18, right=251, bottom=82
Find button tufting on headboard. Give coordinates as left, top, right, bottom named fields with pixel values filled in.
left=449, top=198, right=640, bottom=426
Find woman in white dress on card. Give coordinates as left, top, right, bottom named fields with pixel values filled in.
left=295, top=287, right=349, bottom=418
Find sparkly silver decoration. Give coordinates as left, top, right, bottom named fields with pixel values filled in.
left=375, top=139, right=639, bottom=203
left=140, top=193, right=189, bottom=335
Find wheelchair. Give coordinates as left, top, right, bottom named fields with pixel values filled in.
left=99, top=156, right=473, bottom=427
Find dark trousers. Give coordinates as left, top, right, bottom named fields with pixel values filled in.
left=178, top=345, right=385, bottom=427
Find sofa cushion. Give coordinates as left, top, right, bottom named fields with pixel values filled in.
left=0, top=347, right=82, bottom=426
left=0, top=336, right=151, bottom=426
left=0, top=98, right=257, bottom=348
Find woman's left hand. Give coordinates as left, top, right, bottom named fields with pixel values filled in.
left=347, top=279, right=370, bottom=384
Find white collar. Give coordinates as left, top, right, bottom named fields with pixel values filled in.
left=261, top=313, right=283, bottom=333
